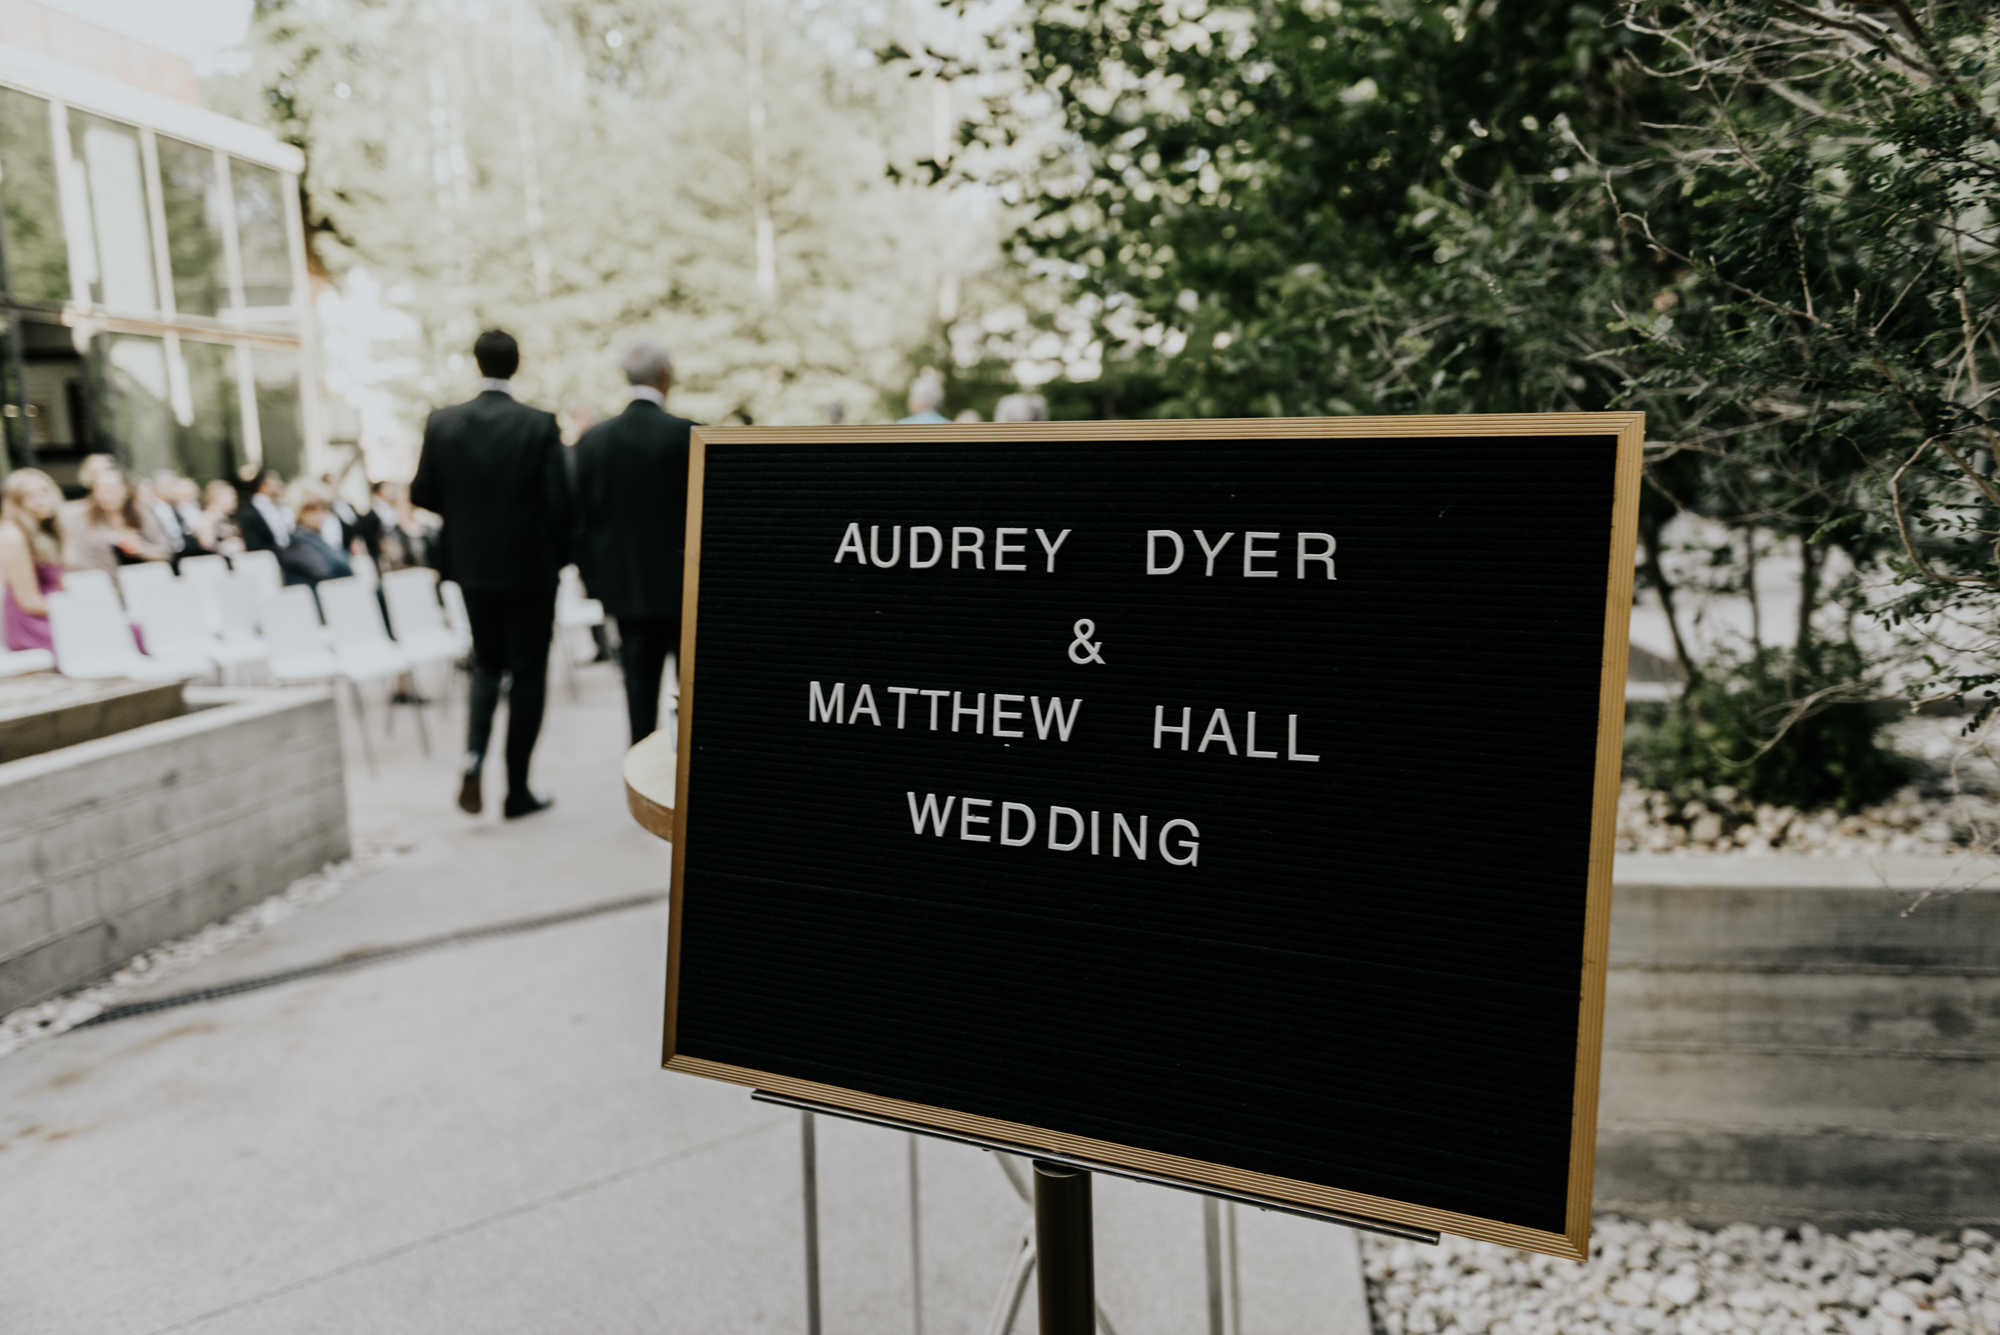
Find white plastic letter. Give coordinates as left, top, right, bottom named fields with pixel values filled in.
left=1297, top=532, right=1336, bottom=579
left=1159, top=818, right=1200, bottom=866
left=1194, top=530, right=1234, bottom=576
left=1031, top=697, right=1082, bottom=742
left=1245, top=711, right=1278, bottom=758
left=921, top=689, right=949, bottom=729
left=887, top=686, right=918, bottom=728
left=870, top=525, right=902, bottom=567
left=994, top=528, right=1028, bottom=571
left=1146, top=530, right=1185, bottom=575
left=992, top=694, right=1025, bottom=738
left=952, top=691, right=985, bottom=734
left=847, top=683, right=881, bottom=726
left=1288, top=714, right=1320, bottom=761
left=1153, top=705, right=1191, bottom=751
left=809, top=681, right=845, bottom=723
left=1036, top=528, right=1071, bottom=573
left=1198, top=709, right=1237, bottom=755
left=1047, top=806, right=1085, bottom=851
left=909, top=526, right=944, bottom=568
left=960, top=797, right=993, bottom=842
left=951, top=527, right=985, bottom=570
left=834, top=523, right=867, bottom=564
left=907, top=792, right=955, bottom=836
left=1243, top=532, right=1279, bottom=577
left=1112, top=813, right=1148, bottom=859
left=1000, top=802, right=1037, bottom=846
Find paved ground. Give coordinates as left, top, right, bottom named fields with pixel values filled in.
left=0, top=653, right=1368, bottom=1335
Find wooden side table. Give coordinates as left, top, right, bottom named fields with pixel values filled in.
left=622, top=728, right=676, bottom=841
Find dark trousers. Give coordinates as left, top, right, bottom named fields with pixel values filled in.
left=462, top=585, right=556, bottom=796
left=616, top=615, right=678, bottom=744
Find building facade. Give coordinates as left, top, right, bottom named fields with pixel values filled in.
left=0, top=29, right=318, bottom=490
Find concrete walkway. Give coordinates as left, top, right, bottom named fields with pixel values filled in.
left=0, top=659, right=1368, bottom=1335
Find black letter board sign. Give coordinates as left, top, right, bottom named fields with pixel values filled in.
left=663, top=414, right=1642, bottom=1259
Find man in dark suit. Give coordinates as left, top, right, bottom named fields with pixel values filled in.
left=235, top=470, right=291, bottom=554
left=411, top=330, right=572, bottom=818
left=573, top=338, right=692, bottom=744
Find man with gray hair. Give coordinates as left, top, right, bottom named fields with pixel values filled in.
left=573, top=337, right=696, bottom=744
left=898, top=374, right=949, bottom=423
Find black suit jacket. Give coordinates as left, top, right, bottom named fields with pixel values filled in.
left=572, top=399, right=692, bottom=620
left=235, top=501, right=281, bottom=554
left=411, top=390, right=571, bottom=592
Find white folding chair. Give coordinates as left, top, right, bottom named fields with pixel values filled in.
left=382, top=567, right=469, bottom=664
left=555, top=564, right=605, bottom=699
left=263, top=584, right=378, bottom=772
left=232, top=549, right=283, bottom=607
left=62, top=568, right=117, bottom=603
left=119, top=575, right=218, bottom=679
left=124, top=573, right=266, bottom=680
left=115, top=560, right=174, bottom=611
left=47, top=587, right=207, bottom=682
left=0, top=648, right=55, bottom=677
left=216, top=574, right=270, bottom=660
left=179, top=554, right=230, bottom=632
left=318, top=576, right=426, bottom=754
left=441, top=579, right=472, bottom=644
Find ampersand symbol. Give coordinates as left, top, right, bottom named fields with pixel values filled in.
left=1068, top=619, right=1106, bottom=665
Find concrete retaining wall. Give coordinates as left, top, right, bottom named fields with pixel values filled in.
left=1598, top=855, right=2000, bottom=1232
left=0, top=688, right=350, bottom=1013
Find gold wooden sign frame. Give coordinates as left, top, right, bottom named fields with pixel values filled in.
left=661, top=412, right=1644, bottom=1261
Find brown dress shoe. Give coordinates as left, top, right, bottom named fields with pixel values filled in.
left=457, top=766, right=483, bottom=815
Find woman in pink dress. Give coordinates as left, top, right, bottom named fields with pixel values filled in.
left=1, top=467, right=64, bottom=652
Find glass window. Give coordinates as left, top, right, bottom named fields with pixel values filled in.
left=70, top=113, right=158, bottom=314
left=157, top=137, right=227, bottom=319
left=176, top=339, right=240, bottom=481
left=105, top=334, right=174, bottom=476
left=251, top=347, right=303, bottom=478
left=0, top=88, right=67, bottom=304
left=231, top=160, right=293, bottom=310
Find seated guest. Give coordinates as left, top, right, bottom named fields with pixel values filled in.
left=365, top=481, right=433, bottom=573
left=1, top=467, right=64, bottom=652
left=321, top=472, right=362, bottom=552
left=68, top=452, right=116, bottom=500
left=194, top=479, right=244, bottom=554
left=994, top=392, right=1050, bottom=422
left=141, top=472, right=199, bottom=565
left=898, top=375, right=949, bottom=424
left=235, top=469, right=293, bottom=553
left=277, top=484, right=353, bottom=588
left=62, top=464, right=173, bottom=574
left=162, top=474, right=207, bottom=554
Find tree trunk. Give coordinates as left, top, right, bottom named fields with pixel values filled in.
left=1639, top=511, right=1697, bottom=686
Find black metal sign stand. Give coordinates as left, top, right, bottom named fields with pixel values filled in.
left=1033, top=1162, right=1094, bottom=1335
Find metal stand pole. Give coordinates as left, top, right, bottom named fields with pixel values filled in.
left=1216, top=1199, right=1232, bottom=1335
left=1033, top=1160, right=1094, bottom=1335
left=1204, top=1197, right=1226, bottom=1335
left=801, top=1111, right=821, bottom=1335
left=907, top=1133, right=925, bottom=1335
left=1204, top=1197, right=1244, bottom=1335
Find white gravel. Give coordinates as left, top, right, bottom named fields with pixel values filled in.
left=1364, top=1218, right=2000, bottom=1335
left=0, top=843, right=402, bottom=1061
left=1617, top=715, right=2000, bottom=858
left=1613, top=781, right=2000, bottom=858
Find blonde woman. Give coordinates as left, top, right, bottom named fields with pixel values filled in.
left=194, top=478, right=244, bottom=554
left=1, top=468, right=64, bottom=652
left=62, top=463, right=172, bottom=574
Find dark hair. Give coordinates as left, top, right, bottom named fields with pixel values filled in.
left=474, top=329, right=520, bottom=380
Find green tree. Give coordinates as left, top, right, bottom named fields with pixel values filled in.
left=1611, top=0, right=2000, bottom=730
left=214, top=0, right=1005, bottom=456
left=951, top=0, right=1684, bottom=420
